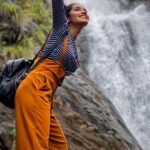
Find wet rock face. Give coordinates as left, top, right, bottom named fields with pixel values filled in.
left=0, top=68, right=143, bottom=150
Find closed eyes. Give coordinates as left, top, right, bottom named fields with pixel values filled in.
left=74, top=7, right=87, bottom=13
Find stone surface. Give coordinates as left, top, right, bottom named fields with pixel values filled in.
left=0, top=68, right=143, bottom=150
left=53, top=68, right=143, bottom=150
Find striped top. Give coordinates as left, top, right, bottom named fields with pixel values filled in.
left=40, top=0, right=79, bottom=76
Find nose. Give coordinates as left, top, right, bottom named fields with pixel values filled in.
left=82, top=9, right=87, bottom=15
left=80, top=9, right=87, bottom=16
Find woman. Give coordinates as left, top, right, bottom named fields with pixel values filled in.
left=15, top=0, right=89, bottom=150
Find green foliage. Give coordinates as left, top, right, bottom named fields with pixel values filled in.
left=3, top=37, right=35, bottom=58
left=10, top=128, right=16, bottom=139
left=0, top=2, right=20, bottom=13
left=32, top=1, right=51, bottom=25
left=0, top=0, right=52, bottom=58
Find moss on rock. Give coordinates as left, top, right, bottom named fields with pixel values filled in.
left=0, top=0, right=52, bottom=59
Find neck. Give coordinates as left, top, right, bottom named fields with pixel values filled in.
left=68, top=24, right=82, bottom=40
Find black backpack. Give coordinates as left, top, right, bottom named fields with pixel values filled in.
left=0, top=31, right=68, bottom=109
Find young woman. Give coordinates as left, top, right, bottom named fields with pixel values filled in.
left=15, top=0, right=89, bottom=150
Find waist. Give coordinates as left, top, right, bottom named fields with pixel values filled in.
left=32, top=58, right=65, bottom=86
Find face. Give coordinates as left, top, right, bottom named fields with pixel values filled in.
left=68, top=3, right=89, bottom=27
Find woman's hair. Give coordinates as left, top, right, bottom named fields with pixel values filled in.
left=64, top=3, right=77, bottom=17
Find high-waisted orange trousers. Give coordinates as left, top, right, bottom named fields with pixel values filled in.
left=15, top=58, right=68, bottom=150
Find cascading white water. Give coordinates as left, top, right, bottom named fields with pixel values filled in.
left=66, top=0, right=150, bottom=150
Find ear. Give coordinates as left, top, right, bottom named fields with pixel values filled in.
left=67, top=17, right=71, bottom=24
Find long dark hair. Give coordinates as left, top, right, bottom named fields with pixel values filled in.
left=64, top=3, right=77, bottom=17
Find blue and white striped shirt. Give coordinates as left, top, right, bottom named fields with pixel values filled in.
left=40, top=0, right=79, bottom=76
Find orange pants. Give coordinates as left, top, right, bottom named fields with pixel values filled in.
left=15, top=59, right=68, bottom=150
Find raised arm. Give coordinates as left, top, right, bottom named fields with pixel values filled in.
left=52, top=0, right=67, bottom=29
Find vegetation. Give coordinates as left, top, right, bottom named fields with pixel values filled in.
left=0, top=0, right=52, bottom=59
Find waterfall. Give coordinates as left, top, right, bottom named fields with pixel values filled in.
left=66, top=0, right=150, bottom=150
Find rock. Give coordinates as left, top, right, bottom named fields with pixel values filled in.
left=0, top=68, right=143, bottom=150
left=0, top=5, right=37, bottom=46
left=53, top=68, right=143, bottom=150
left=0, top=6, right=21, bottom=45
left=0, top=103, right=15, bottom=150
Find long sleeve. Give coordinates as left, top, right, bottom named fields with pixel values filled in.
left=40, top=0, right=68, bottom=57
left=39, top=0, right=79, bottom=76
left=52, top=0, right=67, bottom=29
